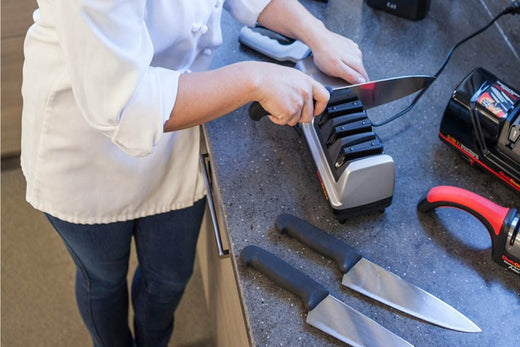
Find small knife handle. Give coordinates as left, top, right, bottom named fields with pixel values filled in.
left=417, top=186, right=511, bottom=237
left=240, top=245, right=329, bottom=310
left=275, top=214, right=362, bottom=273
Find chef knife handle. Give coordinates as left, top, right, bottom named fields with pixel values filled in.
left=417, top=186, right=511, bottom=237
left=275, top=214, right=362, bottom=273
left=248, top=86, right=333, bottom=121
left=241, top=245, right=329, bottom=311
left=249, top=101, right=268, bottom=121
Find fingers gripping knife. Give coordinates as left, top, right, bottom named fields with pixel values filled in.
left=418, top=186, right=520, bottom=276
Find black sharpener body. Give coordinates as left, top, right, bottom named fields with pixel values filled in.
left=440, top=67, right=520, bottom=193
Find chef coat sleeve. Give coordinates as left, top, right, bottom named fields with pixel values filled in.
left=52, top=0, right=179, bottom=157
left=224, top=0, right=272, bottom=26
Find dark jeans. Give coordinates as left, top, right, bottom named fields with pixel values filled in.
left=45, top=198, right=206, bottom=347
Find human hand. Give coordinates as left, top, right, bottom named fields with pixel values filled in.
left=309, top=29, right=369, bottom=85
left=251, top=62, right=330, bottom=126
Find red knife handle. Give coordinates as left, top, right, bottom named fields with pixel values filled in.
left=418, top=186, right=520, bottom=276
left=417, top=186, right=510, bottom=237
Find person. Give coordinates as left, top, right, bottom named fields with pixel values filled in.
left=21, top=0, right=368, bottom=346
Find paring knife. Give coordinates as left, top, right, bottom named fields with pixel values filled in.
left=241, top=245, right=413, bottom=347
left=275, top=214, right=482, bottom=333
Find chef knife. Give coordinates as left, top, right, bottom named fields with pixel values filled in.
left=275, top=214, right=481, bottom=333
left=239, top=26, right=435, bottom=121
left=241, top=245, right=413, bottom=347
left=248, top=74, right=435, bottom=121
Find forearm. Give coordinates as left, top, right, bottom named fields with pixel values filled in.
left=258, top=0, right=368, bottom=84
left=257, top=0, right=327, bottom=51
left=164, top=59, right=329, bottom=131
left=164, top=62, right=257, bottom=132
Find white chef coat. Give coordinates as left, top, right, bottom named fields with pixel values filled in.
left=21, top=0, right=271, bottom=224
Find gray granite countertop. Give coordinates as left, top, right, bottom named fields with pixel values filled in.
left=204, top=0, right=520, bottom=346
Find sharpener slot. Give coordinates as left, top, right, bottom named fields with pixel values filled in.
left=320, top=112, right=368, bottom=143
left=325, top=119, right=373, bottom=146
left=318, top=91, right=363, bottom=126
left=315, top=89, right=384, bottom=182
left=334, top=138, right=384, bottom=168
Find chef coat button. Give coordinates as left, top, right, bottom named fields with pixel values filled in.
left=200, top=24, right=208, bottom=34
left=203, top=48, right=212, bottom=56
left=191, top=23, right=202, bottom=33
left=215, top=1, right=222, bottom=8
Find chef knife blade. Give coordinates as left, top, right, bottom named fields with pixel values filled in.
left=241, top=245, right=413, bottom=347
left=275, top=214, right=481, bottom=333
left=248, top=75, right=435, bottom=121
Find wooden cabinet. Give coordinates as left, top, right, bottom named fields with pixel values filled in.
left=1, top=0, right=38, bottom=157
left=196, top=145, right=250, bottom=346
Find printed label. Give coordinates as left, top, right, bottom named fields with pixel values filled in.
left=502, top=255, right=520, bottom=275
left=477, top=81, right=520, bottom=119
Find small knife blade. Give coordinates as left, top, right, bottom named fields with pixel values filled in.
left=241, top=245, right=413, bottom=347
left=275, top=214, right=481, bottom=333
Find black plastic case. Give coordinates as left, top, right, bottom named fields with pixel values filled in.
left=364, top=0, right=431, bottom=20
left=440, top=67, right=520, bottom=193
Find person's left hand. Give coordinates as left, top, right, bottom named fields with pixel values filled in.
left=309, top=29, right=369, bottom=85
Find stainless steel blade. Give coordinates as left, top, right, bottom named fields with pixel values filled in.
left=307, top=295, right=413, bottom=347
left=296, top=56, right=435, bottom=109
left=343, top=258, right=481, bottom=333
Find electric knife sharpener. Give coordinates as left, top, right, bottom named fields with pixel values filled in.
left=440, top=67, right=520, bottom=193
left=240, top=28, right=395, bottom=222
left=301, top=87, right=395, bottom=222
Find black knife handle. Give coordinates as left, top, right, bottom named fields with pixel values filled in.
left=275, top=214, right=362, bottom=273
left=249, top=102, right=269, bottom=121
left=240, top=245, right=329, bottom=310
left=248, top=86, right=334, bottom=122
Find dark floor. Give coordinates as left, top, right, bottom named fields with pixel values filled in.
left=1, top=157, right=214, bottom=347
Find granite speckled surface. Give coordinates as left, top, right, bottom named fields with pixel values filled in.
left=205, top=0, right=519, bottom=346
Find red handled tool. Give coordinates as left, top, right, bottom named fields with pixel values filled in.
left=418, top=186, right=520, bottom=276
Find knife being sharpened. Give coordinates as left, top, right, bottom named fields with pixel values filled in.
left=275, top=214, right=481, bottom=333
left=248, top=74, right=435, bottom=121
left=239, top=26, right=435, bottom=121
left=241, top=245, right=413, bottom=347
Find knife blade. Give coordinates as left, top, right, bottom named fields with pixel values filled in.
left=240, top=245, right=414, bottom=347
left=248, top=74, right=435, bottom=121
left=275, top=214, right=481, bottom=333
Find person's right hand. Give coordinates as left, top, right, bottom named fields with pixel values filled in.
left=250, top=62, right=330, bottom=126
